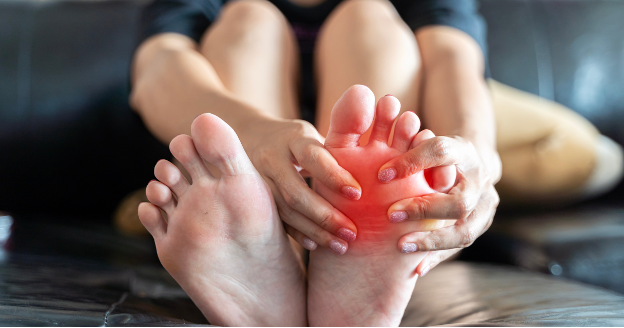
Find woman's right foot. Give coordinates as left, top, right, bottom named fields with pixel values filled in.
left=138, top=114, right=306, bottom=326
left=308, top=86, right=453, bottom=326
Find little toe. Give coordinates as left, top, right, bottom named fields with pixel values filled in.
left=411, top=129, right=435, bottom=149
left=391, top=111, right=421, bottom=152
left=170, top=134, right=214, bottom=182
left=154, top=159, right=190, bottom=197
left=138, top=202, right=167, bottom=239
left=191, top=113, right=256, bottom=176
left=369, top=95, right=401, bottom=145
left=324, top=85, right=376, bottom=148
left=146, top=180, right=176, bottom=214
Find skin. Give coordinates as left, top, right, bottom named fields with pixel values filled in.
left=131, top=0, right=499, bottom=280
left=308, top=87, right=454, bottom=326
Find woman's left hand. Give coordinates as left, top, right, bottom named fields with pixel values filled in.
left=378, top=135, right=500, bottom=277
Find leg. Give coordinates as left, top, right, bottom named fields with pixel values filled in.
left=315, top=0, right=421, bottom=140
left=139, top=114, right=306, bottom=326
left=491, top=80, right=624, bottom=205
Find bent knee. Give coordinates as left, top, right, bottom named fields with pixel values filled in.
left=219, top=0, right=288, bottom=31
left=328, top=0, right=399, bottom=28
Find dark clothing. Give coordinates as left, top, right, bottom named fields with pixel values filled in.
left=139, top=0, right=488, bottom=124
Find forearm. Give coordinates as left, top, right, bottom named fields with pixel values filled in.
left=130, top=33, right=271, bottom=144
left=416, top=26, right=501, bottom=181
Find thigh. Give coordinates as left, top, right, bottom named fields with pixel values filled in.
left=199, top=0, right=300, bottom=120
left=315, top=0, right=421, bottom=139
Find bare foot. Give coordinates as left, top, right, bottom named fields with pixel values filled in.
left=308, top=85, right=452, bottom=326
left=138, top=114, right=306, bottom=326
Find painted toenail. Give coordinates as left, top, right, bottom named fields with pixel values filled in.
left=341, top=186, right=362, bottom=200
left=329, top=240, right=347, bottom=255
left=378, top=168, right=397, bottom=183
left=420, top=265, right=431, bottom=277
left=389, top=211, right=408, bottom=223
left=401, top=243, right=418, bottom=253
left=302, top=237, right=317, bottom=251
left=337, top=228, right=356, bottom=242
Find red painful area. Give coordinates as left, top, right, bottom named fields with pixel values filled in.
left=315, top=142, right=446, bottom=244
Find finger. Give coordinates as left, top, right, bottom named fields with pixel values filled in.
left=266, top=170, right=352, bottom=255
left=284, top=224, right=318, bottom=251
left=292, top=139, right=362, bottom=200
left=369, top=95, right=401, bottom=145
left=415, top=249, right=461, bottom=277
left=411, top=130, right=457, bottom=193
left=324, top=85, right=375, bottom=148
left=379, top=136, right=474, bottom=182
left=391, top=111, right=420, bottom=152
left=397, top=187, right=498, bottom=251
left=387, top=180, right=481, bottom=222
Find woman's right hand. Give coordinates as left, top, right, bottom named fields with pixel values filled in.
left=241, top=117, right=361, bottom=254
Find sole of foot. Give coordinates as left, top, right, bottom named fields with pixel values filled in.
left=308, top=85, right=453, bottom=326
left=138, top=113, right=306, bottom=326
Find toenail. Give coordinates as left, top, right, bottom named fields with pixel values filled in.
left=389, top=211, right=408, bottom=223
left=401, top=243, right=418, bottom=253
left=385, top=94, right=393, bottom=97
left=420, top=265, right=431, bottom=277
left=341, top=186, right=361, bottom=200
left=337, top=228, right=356, bottom=242
left=329, top=240, right=348, bottom=255
left=302, top=237, right=317, bottom=251
left=378, top=168, right=397, bottom=183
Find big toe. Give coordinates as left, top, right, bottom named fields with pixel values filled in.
left=190, top=113, right=256, bottom=176
left=325, top=85, right=376, bottom=148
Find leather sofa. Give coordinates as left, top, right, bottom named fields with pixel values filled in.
left=1, top=0, right=623, bottom=325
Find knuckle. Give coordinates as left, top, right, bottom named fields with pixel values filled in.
left=407, top=198, right=429, bottom=219
left=428, top=138, right=450, bottom=160
left=282, top=189, right=306, bottom=209
left=316, top=210, right=334, bottom=228
left=298, top=143, right=320, bottom=165
left=290, top=119, right=317, bottom=138
left=453, top=196, right=474, bottom=219
left=423, top=234, right=441, bottom=250
left=459, top=227, right=478, bottom=248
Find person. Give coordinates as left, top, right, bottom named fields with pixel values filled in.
left=126, top=0, right=623, bottom=325
left=131, top=0, right=500, bottom=276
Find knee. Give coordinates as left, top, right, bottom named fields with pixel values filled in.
left=218, top=0, right=288, bottom=34
left=326, top=0, right=400, bottom=31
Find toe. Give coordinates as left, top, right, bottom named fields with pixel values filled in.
left=170, top=134, right=214, bottom=181
left=391, top=111, right=421, bottom=152
left=191, top=113, right=256, bottom=176
left=369, top=95, right=401, bottom=145
left=146, top=180, right=176, bottom=214
left=138, top=202, right=167, bottom=239
left=324, top=85, right=376, bottom=148
left=154, top=159, right=190, bottom=197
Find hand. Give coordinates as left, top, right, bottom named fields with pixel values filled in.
left=378, top=135, right=500, bottom=276
left=241, top=117, right=361, bottom=252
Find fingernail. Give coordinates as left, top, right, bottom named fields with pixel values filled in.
left=329, top=240, right=348, bottom=255
left=302, top=237, right=317, bottom=251
left=389, top=211, right=408, bottom=223
left=337, top=228, right=356, bottom=242
left=385, top=94, right=394, bottom=97
left=378, top=168, right=397, bottom=183
left=421, top=265, right=431, bottom=277
left=401, top=243, right=418, bottom=253
left=341, top=186, right=361, bottom=200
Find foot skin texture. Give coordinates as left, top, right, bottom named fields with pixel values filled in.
left=308, top=85, right=451, bottom=326
left=138, top=114, right=306, bottom=326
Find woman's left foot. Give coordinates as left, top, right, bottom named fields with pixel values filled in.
left=308, top=86, right=452, bottom=326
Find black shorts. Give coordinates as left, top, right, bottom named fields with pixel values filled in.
left=139, top=0, right=489, bottom=124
